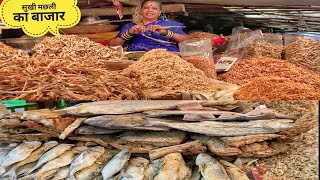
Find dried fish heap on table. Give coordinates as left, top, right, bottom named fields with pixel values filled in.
left=0, top=100, right=314, bottom=180
left=285, top=37, right=320, bottom=72
left=32, top=35, right=124, bottom=62
left=189, top=32, right=220, bottom=40
left=0, top=56, right=143, bottom=100
left=218, top=57, right=320, bottom=100
left=0, top=42, right=29, bottom=60
left=242, top=42, right=283, bottom=59
left=184, top=56, right=217, bottom=79
left=234, top=77, right=320, bottom=100
left=123, top=49, right=224, bottom=97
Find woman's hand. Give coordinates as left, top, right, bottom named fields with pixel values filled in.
left=129, top=24, right=147, bottom=35
left=147, top=25, right=166, bottom=35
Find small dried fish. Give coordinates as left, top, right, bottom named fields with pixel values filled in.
left=3, top=141, right=58, bottom=179
left=26, top=144, right=74, bottom=175
left=102, top=150, right=131, bottom=180
left=154, top=153, right=191, bottom=180
left=52, top=166, right=70, bottom=180
left=26, top=150, right=76, bottom=179
left=143, top=158, right=163, bottom=180
left=0, top=141, right=42, bottom=175
left=120, top=157, right=149, bottom=180
left=75, top=150, right=114, bottom=180
left=68, top=146, right=105, bottom=180
left=220, top=160, right=250, bottom=180
left=196, top=153, right=230, bottom=180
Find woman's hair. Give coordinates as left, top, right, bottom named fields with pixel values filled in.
left=141, top=0, right=162, bottom=9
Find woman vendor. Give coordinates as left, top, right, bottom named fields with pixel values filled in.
left=109, top=0, right=190, bottom=52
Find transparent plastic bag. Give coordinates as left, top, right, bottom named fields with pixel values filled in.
left=179, top=39, right=216, bottom=79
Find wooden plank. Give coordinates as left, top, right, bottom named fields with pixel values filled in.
left=105, top=0, right=141, bottom=6
left=80, top=4, right=186, bottom=17
left=162, top=0, right=320, bottom=6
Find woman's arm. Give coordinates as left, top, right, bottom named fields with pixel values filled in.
left=171, top=33, right=190, bottom=43
left=109, top=37, right=126, bottom=46
left=109, top=24, right=146, bottom=47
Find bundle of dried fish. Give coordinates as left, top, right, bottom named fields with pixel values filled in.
left=32, top=35, right=123, bottom=62
left=0, top=42, right=29, bottom=60
left=0, top=56, right=143, bottom=100
left=285, top=38, right=320, bottom=72
left=217, top=57, right=320, bottom=91
left=184, top=56, right=217, bottom=79
left=242, top=42, right=283, bottom=59
left=124, top=49, right=223, bottom=95
left=234, top=77, right=320, bottom=100
left=189, top=32, right=219, bottom=40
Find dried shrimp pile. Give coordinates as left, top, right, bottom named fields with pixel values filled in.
left=259, top=127, right=318, bottom=180
left=0, top=57, right=142, bottom=100
left=32, top=35, right=123, bottom=63
left=234, top=77, right=320, bottom=100
left=123, top=49, right=222, bottom=94
left=0, top=42, right=29, bottom=60
left=183, top=56, right=217, bottom=79
left=218, top=57, right=320, bottom=91
left=285, top=38, right=320, bottom=72
left=242, top=42, right=283, bottom=59
left=188, top=32, right=219, bottom=40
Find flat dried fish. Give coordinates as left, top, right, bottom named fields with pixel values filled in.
left=190, top=166, right=201, bottom=180
left=74, top=126, right=123, bottom=135
left=143, top=158, right=163, bottom=180
left=0, top=141, right=42, bottom=175
left=52, top=166, right=69, bottom=180
left=119, top=131, right=187, bottom=146
left=3, top=141, right=58, bottom=179
left=190, top=134, right=241, bottom=156
left=75, top=150, right=114, bottom=180
left=149, top=140, right=207, bottom=160
left=154, top=153, right=191, bottom=180
left=26, top=144, right=74, bottom=175
left=59, top=118, right=86, bottom=140
left=220, top=160, right=250, bottom=180
left=16, top=162, right=37, bottom=178
left=28, top=150, right=76, bottom=179
left=120, top=157, right=149, bottom=180
left=0, top=133, right=52, bottom=143
left=102, top=150, right=131, bottom=180
left=21, top=121, right=60, bottom=137
left=68, top=146, right=105, bottom=180
left=221, top=134, right=284, bottom=147
left=0, top=127, right=34, bottom=134
left=196, top=153, right=230, bottom=180
left=240, top=141, right=279, bottom=158
left=0, top=119, right=23, bottom=128
left=84, top=114, right=169, bottom=131
left=63, top=100, right=235, bottom=116
left=148, top=119, right=294, bottom=136
left=68, top=135, right=116, bottom=148
left=110, top=141, right=158, bottom=153
left=144, top=110, right=241, bottom=118
left=0, top=143, right=19, bottom=163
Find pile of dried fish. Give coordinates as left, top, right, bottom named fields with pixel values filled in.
left=0, top=56, right=143, bottom=100
left=218, top=57, right=320, bottom=92
left=242, top=42, right=283, bottom=59
left=32, top=35, right=124, bottom=62
left=234, top=77, right=320, bottom=100
left=0, top=100, right=307, bottom=179
left=189, top=32, right=219, bottom=40
left=0, top=42, right=29, bottom=60
left=123, top=49, right=223, bottom=95
left=184, top=56, right=217, bottom=79
left=285, top=37, right=320, bottom=72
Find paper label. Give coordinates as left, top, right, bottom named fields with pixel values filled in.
left=0, top=0, right=81, bottom=37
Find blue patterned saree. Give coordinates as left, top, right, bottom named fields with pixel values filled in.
left=117, top=20, right=187, bottom=52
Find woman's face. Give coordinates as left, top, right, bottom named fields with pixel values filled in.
left=140, top=1, right=161, bottom=21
